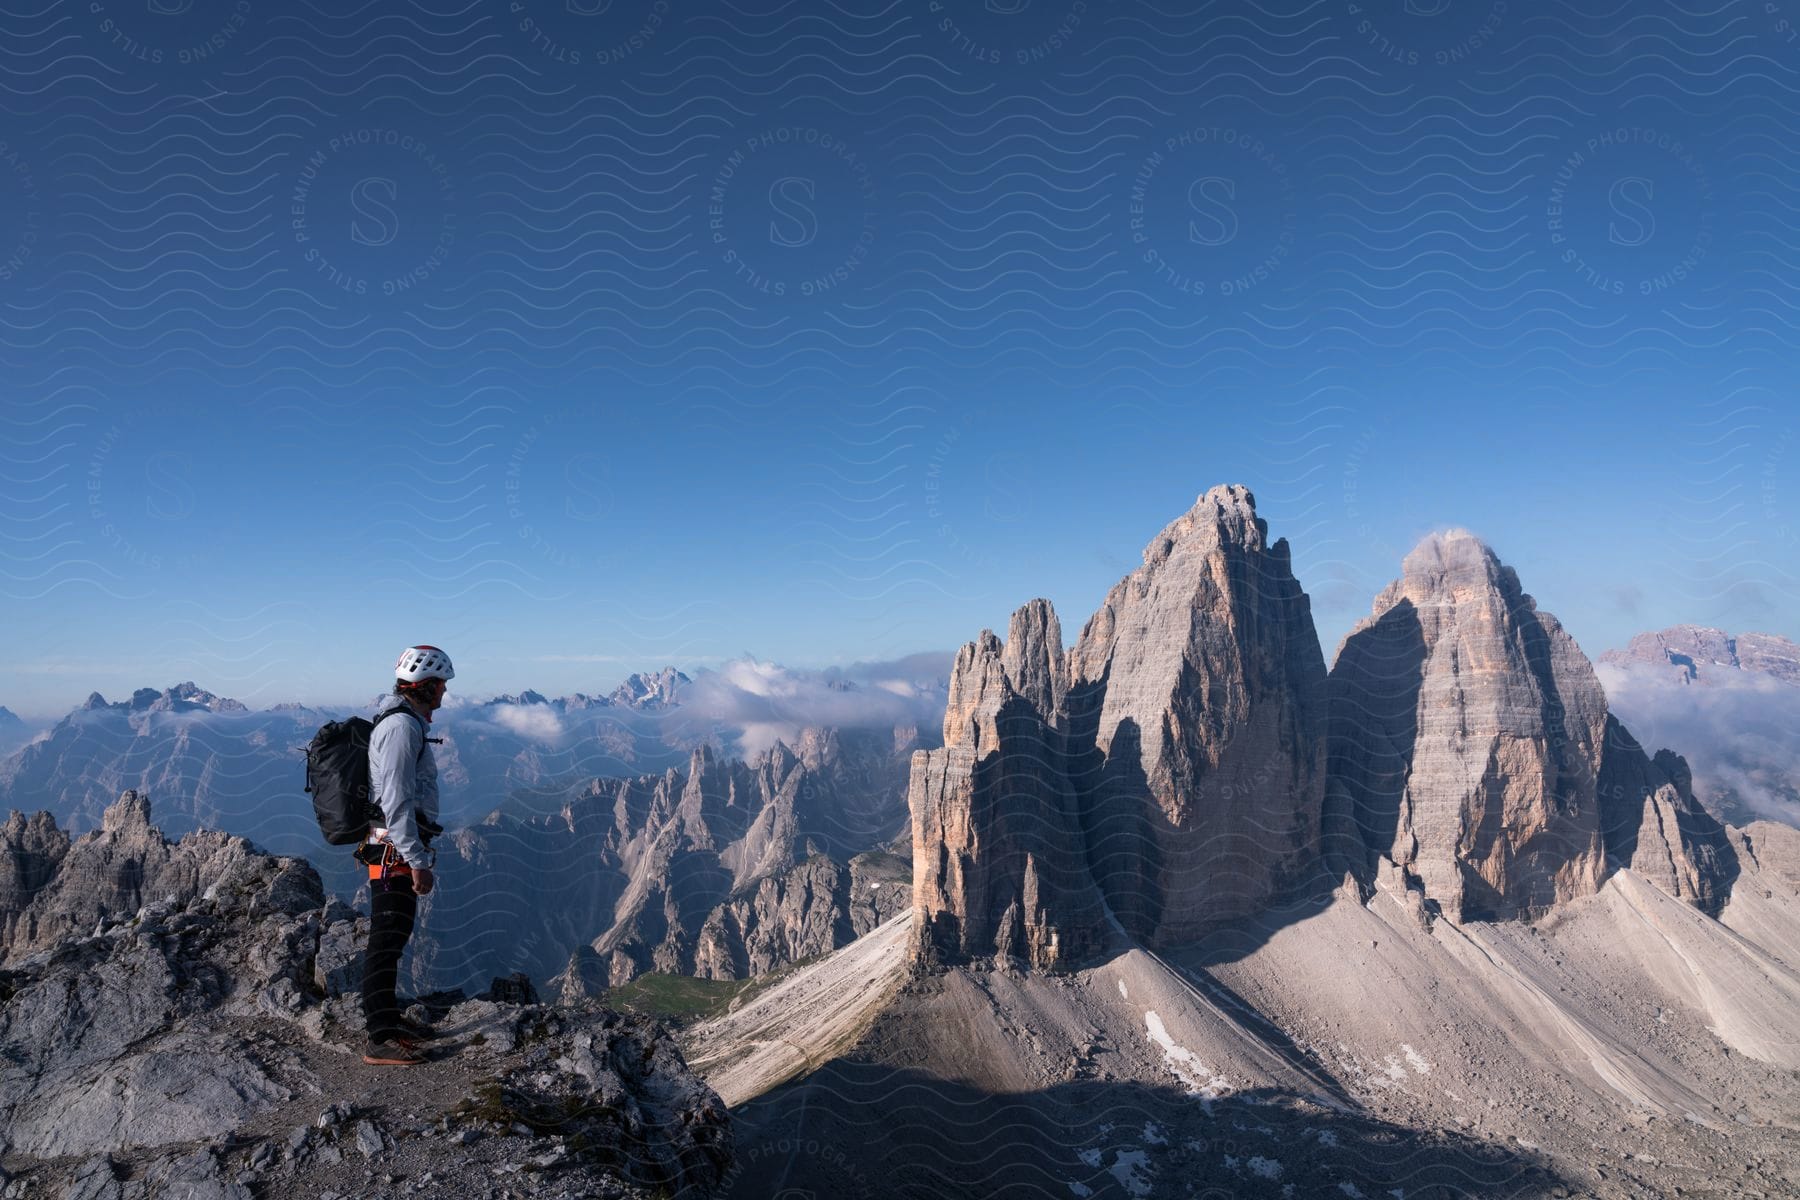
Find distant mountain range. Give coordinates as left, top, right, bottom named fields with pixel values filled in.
left=0, top=674, right=708, bottom=850
left=0, top=706, right=28, bottom=756
left=405, top=724, right=925, bottom=996
left=0, top=664, right=948, bottom=994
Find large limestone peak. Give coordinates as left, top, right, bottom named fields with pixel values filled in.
left=939, top=599, right=1067, bottom=753
left=1328, top=530, right=1610, bottom=921
left=912, top=486, right=1330, bottom=960
left=1141, top=483, right=1266, bottom=569
left=1066, top=483, right=1328, bottom=941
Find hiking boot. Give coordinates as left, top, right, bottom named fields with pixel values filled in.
left=362, top=1037, right=425, bottom=1066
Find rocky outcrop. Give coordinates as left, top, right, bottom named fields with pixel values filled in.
left=0, top=791, right=732, bottom=1198
left=1600, top=626, right=1800, bottom=687
left=1596, top=717, right=1738, bottom=914
left=0, top=790, right=291, bottom=963
left=1327, top=530, right=1611, bottom=921
left=0, top=809, right=70, bottom=949
left=912, top=485, right=1330, bottom=965
left=0, top=797, right=329, bottom=1158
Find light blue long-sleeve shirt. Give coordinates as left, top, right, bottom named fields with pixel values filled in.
left=367, top=692, right=439, bottom=869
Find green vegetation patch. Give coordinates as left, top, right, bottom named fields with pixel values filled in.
left=601, top=973, right=761, bottom=1022
left=850, top=850, right=910, bottom=876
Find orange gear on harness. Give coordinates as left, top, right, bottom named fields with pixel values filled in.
left=367, top=842, right=414, bottom=882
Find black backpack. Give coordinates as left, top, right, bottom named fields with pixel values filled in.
left=304, top=707, right=435, bottom=846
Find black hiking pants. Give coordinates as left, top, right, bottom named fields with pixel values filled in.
left=360, top=876, right=418, bottom=1040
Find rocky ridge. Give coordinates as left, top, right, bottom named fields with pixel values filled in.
left=0, top=791, right=731, bottom=1199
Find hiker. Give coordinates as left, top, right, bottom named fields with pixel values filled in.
left=360, top=644, right=453, bottom=1067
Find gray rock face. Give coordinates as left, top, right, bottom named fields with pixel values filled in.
left=1596, top=717, right=1738, bottom=913
left=912, top=485, right=1330, bottom=963
left=1327, top=531, right=1612, bottom=921
left=0, top=809, right=69, bottom=948
left=0, top=790, right=319, bottom=964
left=1730, top=819, right=1800, bottom=893
left=1599, top=625, right=1800, bottom=687
left=1066, top=484, right=1330, bottom=941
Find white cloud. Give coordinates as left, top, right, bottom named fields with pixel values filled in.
left=1598, top=662, right=1800, bottom=827
left=675, top=655, right=951, bottom=758
left=484, top=703, right=566, bottom=744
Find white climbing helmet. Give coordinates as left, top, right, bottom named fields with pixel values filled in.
left=395, top=645, right=456, bottom=683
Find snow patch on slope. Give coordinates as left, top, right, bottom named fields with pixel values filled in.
left=1144, top=1010, right=1232, bottom=1104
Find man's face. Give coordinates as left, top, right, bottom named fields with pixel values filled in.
left=408, top=677, right=447, bottom=711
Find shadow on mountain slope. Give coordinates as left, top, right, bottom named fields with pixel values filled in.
left=710, top=1062, right=1561, bottom=1200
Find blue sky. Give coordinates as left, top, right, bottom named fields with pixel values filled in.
left=2, top=0, right=1797, bottom=716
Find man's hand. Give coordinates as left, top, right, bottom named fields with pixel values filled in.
left=410, top=867, right=435, bottom=896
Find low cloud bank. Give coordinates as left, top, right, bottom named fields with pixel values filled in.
left=678, top=654, right=952, bottom=757
left=1598, top=662, right=1800, bottom=827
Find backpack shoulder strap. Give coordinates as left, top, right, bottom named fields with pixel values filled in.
left=371, top=705, right=444, bottom=756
